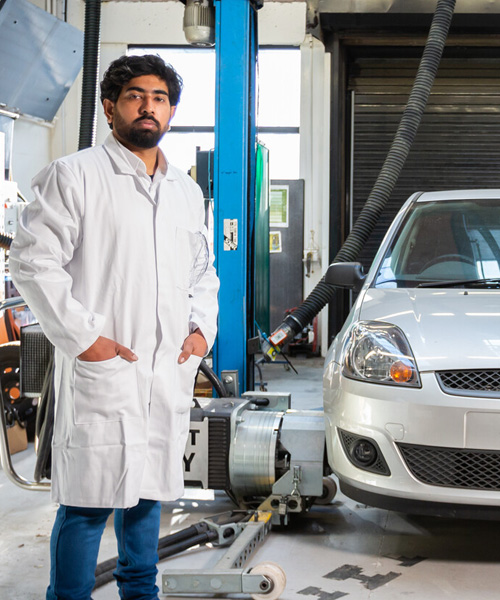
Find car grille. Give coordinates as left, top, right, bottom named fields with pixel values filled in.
left=436, top=369, right=500, bottom=397
left=397, top=442, right=500, bottom=490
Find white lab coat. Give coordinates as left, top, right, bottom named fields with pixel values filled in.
left=9, top=134, right=219, bottom=508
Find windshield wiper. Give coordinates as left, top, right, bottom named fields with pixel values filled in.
left=417, top=278, right=500, bottom=289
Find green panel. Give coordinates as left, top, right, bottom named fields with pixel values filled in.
left=254, top=143, right=270, bottom=334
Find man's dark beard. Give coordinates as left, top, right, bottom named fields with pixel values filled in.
left=126, top=126, right=163, bottom=149
left=113, top=114, right=166, bottom=149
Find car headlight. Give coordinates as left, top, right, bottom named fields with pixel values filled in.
left=342, top=321, right=421, bottom=387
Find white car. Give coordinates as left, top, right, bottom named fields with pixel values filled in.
left=323, top=190, right=500, bottom=517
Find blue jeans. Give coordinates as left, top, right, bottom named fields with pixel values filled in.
left=46, top=499, right=161, bottom=600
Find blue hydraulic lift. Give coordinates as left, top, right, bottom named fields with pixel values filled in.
left=212, top=0, right=262, bottom=395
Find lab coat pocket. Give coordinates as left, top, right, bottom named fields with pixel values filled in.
left=175, top=227, right=209, bottom=292
left=73, top=355, right=142, bottom=424
left=175, top=354, right=203, bottom=413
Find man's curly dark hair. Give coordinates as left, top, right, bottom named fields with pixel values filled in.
left=100, top=55, right=183, bottom=106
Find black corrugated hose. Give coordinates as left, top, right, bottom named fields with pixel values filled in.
left=78, top=0, right=102, bottom=150
left=271, top=0, right=456, bottom=346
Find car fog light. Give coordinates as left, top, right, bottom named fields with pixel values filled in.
left=338, top=428, right=391, bottom=475
left=351, top=439, right=377, bottom=466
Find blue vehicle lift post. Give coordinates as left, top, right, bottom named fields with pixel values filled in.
left=212, top=0, right=261, bottom=395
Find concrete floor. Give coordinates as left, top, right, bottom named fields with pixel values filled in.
left=2, top=356, right=500, bottom=600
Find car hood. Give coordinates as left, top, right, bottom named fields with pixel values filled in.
left=359, top=288, right=500, bottom=372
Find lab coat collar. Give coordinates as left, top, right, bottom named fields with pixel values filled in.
left=103, top=133, right=176, bottom=181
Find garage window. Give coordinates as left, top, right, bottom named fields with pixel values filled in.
left=128, top=46, right=300, bottom=179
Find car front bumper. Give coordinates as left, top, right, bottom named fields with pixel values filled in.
left=324, top=361, right=500, bottom=511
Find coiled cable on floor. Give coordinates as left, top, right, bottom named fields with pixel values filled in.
left=78, top=0, right=102, bottom=150
left=269, top=0, right=456, bottom=347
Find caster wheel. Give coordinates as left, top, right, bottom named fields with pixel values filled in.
left=315, top=476, right=337, bottom=505
left=250, top=561, right=286, bottom=600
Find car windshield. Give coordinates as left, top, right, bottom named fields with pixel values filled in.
left=374, top=198, right=500, bottom=288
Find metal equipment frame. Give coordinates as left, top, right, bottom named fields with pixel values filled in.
left=0, top=297, right=50, bottom=491
left=162, top=511, right=274, bottom=596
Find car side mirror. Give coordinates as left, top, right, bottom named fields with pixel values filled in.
left=325, top=262, right=366, bottom=292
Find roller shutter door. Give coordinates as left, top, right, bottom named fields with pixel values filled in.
left=350, top=58, right=500, bottom=271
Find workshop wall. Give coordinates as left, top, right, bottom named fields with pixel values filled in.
left=13, top=1, right=307, bottom=200
left=14, top=0, right=331, bottom=350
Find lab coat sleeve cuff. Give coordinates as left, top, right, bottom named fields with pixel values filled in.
left=62, top=311, right=106, bottom=359
left=189, top=321, right=212, bottom=357
left=189, top=321, right=200, bottom=335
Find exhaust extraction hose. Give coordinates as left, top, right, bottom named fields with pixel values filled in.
left=269, top=0, right=456, bottom=349
left=78, top=0, right=102, bottom=150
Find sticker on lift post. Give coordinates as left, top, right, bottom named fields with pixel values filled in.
left=223, top=219, right=238, bottom=251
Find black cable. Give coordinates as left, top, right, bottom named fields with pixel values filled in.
left=93, top=511, right=252, bottom=589
left=270, top=0, right=456, bottom=344
left=93, top=528, right=218, bottom=590
left=157, top=522, right=209, bottom=550
left=158, top=530, right=219, bottom=559
left=94, top=522, right=213, bottom=579
left=34, top=352, right=55, bottom=482
left=199, top=359, right=228, bottom=397
left=78, top=0, right=102, bottom=150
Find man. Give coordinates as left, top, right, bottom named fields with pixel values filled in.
left=9, top=54, right=219, bottom=600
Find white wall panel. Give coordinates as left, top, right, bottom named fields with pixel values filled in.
left=12, top=118, right=51, bottom=201
left=299, top=34, right=331, bottom=355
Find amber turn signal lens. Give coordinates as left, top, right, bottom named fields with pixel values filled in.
left=390, top=360, right=413, bottom=383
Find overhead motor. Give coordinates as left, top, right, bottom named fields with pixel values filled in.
left=182, top=0, right=215, bottom=47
